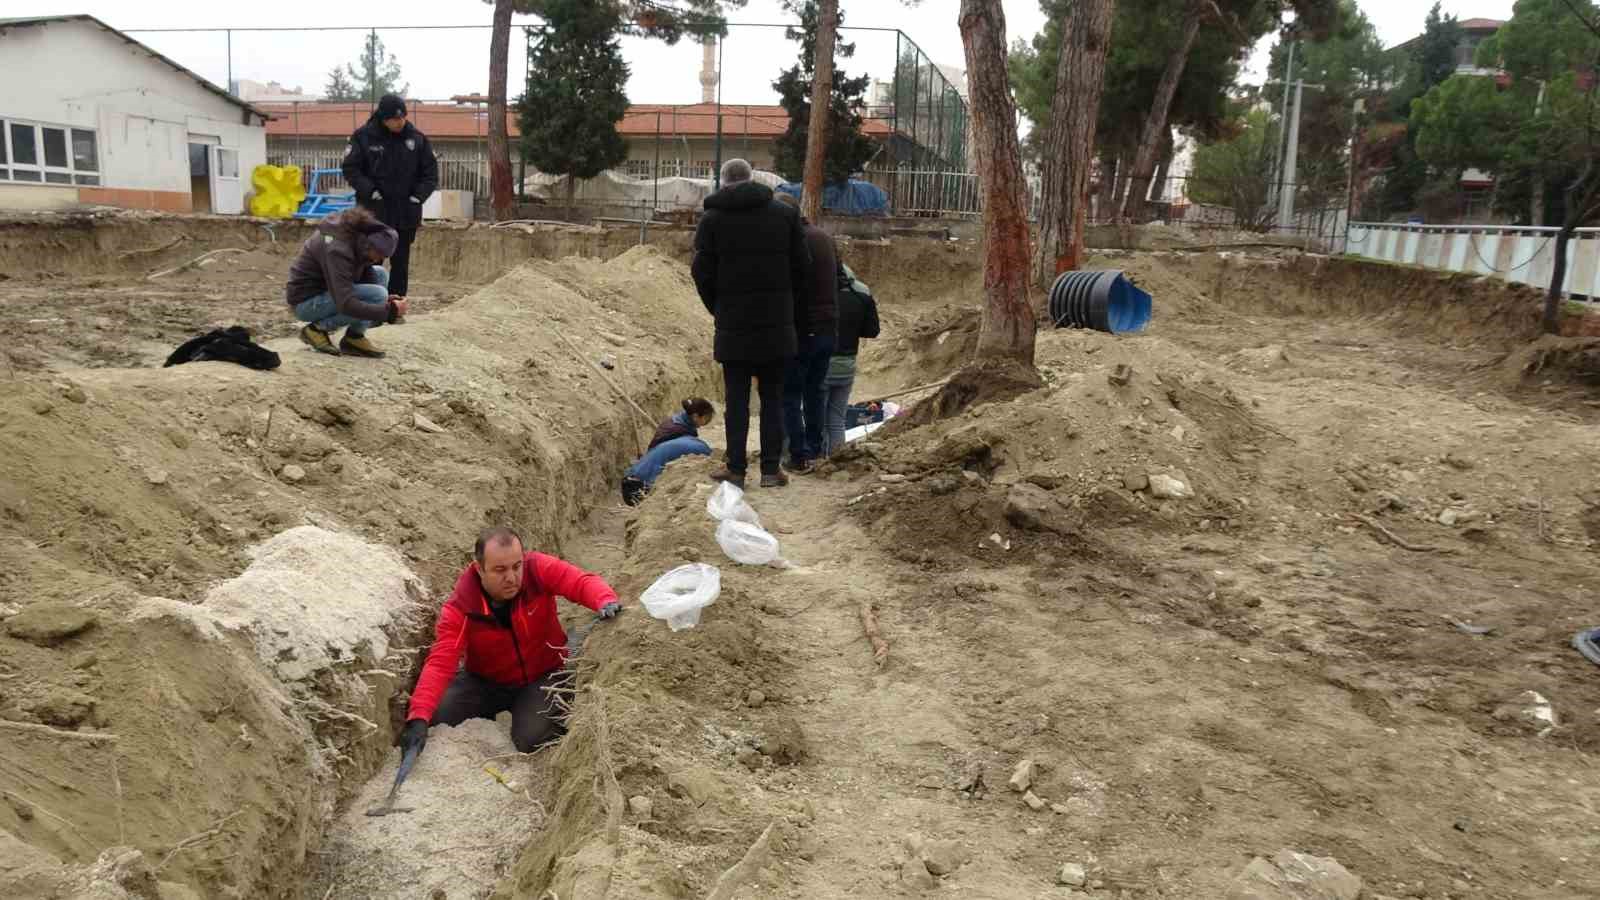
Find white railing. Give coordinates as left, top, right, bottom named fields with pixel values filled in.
left=861, top=166, right=1041, bottom=219
left=1344, top=222, right=1600, bottom=298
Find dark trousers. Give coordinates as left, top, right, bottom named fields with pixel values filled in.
left=429, top=668, right=566, bottom=753
left=782, top=333, right=835, bottom=465
left=722, top=360, right=785, bottom=476
left=388, top=227, right=417, bottom=298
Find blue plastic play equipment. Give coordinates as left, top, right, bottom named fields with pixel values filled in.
left=293, top=169, right=356, bottom=220
left=1047, top=270, right=1153, bottom=334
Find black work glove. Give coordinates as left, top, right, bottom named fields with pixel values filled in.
left=598, top=600, right=622, bottom=619
left=400, top=718, right=428, bottom=754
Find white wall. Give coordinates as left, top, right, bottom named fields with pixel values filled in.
left=1346, top=223, right=1600, bottom=300
left=0, top=18, right=265, bottom=209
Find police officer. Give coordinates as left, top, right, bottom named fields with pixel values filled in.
left=341, top=94, right=438, bottom=300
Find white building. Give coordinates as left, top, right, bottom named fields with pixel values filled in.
left=0, top=15, right=269, bottom=214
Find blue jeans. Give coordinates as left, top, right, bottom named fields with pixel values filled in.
left=823, top=378, right=853, bottom=458
left=293, top=266, right=388, bottom=338
left=782, top=332, right=834, bottom=465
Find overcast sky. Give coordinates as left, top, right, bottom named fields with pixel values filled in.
left=11, top=0, right=1517, bottom=105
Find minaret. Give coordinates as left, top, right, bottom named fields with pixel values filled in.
left=700, top=37, right=717, bottom=103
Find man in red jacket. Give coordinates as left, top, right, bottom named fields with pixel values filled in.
left=400, top=527, right=622, bottom=754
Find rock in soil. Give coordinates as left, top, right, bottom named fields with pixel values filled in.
left=23, top=687, right=96, bottom=727
left=278, top=464, right=307, bottom=484
left=6, top=603, right=97, bottom=645
left=901, top=858, right=938, bottom=890
left=627, top=795, right=653, bottom=819
left=1226, top=849, right=1362, bottom=900
left=1056, top=862, right=1088, bottom=886
left=1022, top=790, right=1047, bottom=811
left=1008, top=758, right=1035, bottom=793
left=919, top=839, right=969, bottom=876
left=758, top=714, right=808, bottom=765
left=1148, top=473, right=1193, bottom=500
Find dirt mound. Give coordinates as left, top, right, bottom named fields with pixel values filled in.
left=0, top=244, right=717, bottom=897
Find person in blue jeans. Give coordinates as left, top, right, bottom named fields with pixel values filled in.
left=773, top=193, right=836, bottom=472
left=823, top=262, right=880, bottom=457
left=284, top=208, right=409, bottom=358
left=621, top=399, right=716, bottom=506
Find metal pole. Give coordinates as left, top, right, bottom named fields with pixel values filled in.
left=369, top=28, right=378, bottom=107
left=226, top=29, right=232, bottom=95
left=653, top=110, right=661, bottom=212
left=1342, top=98, right=1362, bottom=253
left=932, top=86, right=945, bottom=216
left=1277, top=79, right=1303, bottom=234
left=1270, top=41, right=1295, bottom=210
left=713, top=36, right=724, bottom=189
left=908, top=52, right=921, bottom=207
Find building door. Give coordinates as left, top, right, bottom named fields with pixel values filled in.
left=187, top=134, right=218, bottom=213
left=211, top=146, right=242, bottom=214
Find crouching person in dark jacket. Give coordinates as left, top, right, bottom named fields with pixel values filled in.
left=622, top=399, right=716, bottom=505
left=691, top=158, right=812, bottom=490
left=284, top=208, right=408, bottom=358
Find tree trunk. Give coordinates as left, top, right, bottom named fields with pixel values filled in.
left=565, top=175, right=578, bottom=221
left=1032, top=0, right=1116, bottom=291
left=1111, top=155, right=1130, bottom=215
left=1531, top=175, right=1545, bottom=227
left=1096, top=152, right=1117, bottom=221
left=1120, top=7, right=1202, bottom=221
left=959, top=0, right=1036, bottom=365
left=487, top=0, right=515, bottom=222
left=801, top=0, right=839, bottom=224
left=1542, top=225, right=1571, bottom=334
left=1151, top=131, right=1175, bottom=207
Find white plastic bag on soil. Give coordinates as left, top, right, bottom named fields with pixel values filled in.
left=706, top=480, right=762, bottom=526
left=716, top=518, right=782, bottom=566
left=640, top=563, right=722, bottom=631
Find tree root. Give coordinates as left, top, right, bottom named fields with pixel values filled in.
left=1349, top=514, right=1446, bottom=553
left=704, top=821, right=777, bottom=900
left=860, top=600, right=889, bottom=665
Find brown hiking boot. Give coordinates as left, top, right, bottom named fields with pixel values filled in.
left=339, top=334, right=386, bottom=359
left=760, top=471, right=789, bottom=489
left=709, top=468, right=746, bottom=490
left=299, top=324, right=339, bottom=355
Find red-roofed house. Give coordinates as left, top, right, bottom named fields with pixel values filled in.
left=262, top=100, right=912, bottom=194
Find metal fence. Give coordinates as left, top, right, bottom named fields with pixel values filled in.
left=1345, top=222, right=1600, bottom=299
left=125, top=19, right=972, bottom=184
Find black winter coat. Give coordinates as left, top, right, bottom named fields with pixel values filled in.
left=341, top=119, right=439, bottom=231
left=691, top=181, right=812, bottom=364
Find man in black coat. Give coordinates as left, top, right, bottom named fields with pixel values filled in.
left=691, top=158, right=812, bottom=489
left=341, top=94, right=439, bottom=299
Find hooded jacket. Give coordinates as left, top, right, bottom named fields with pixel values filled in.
left=341, top=116, right=439, bottom=231
left=284, top=209, right=394, bottom=322
left=647, top=410, right=699, bottom=450
left=833, top=263, right=881, bottom=357
left=691, top=181, right=812, bottom=363
left=406, top=552, right=618, bottom=725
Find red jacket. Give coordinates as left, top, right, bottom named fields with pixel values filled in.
left=407, top=552, right=617, bottom=724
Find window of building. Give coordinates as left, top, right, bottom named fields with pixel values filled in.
left=657, top=159, right=682, bottom=178
left=686, top=160, right=714, bottom=180
left=1, top=118, right=100, bottom=185
left=623, top=159, right=653, bottom=179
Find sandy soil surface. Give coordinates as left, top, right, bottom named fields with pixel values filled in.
left=2, top=216, right=1599, bottom=900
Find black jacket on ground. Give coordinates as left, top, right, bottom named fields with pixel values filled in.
left=691, top=181, right=812, bottom=364
left=341, top=119, right=439, bottom=231
left=833, top=265, right=881, bottom=357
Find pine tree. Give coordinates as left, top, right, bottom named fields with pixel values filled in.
left=771, top=1, right=876, bottom=186
left=517, top=0, right=631, bottom=212
left=330, top=33, right=408, bottom=104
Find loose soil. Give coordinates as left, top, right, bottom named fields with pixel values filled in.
left=2, top=213, right=1598, bottom=900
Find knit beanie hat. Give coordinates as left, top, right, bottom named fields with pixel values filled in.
left=376, top=94, right=406, bottom=121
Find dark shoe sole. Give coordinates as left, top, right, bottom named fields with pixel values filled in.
left=760, top=475, right=790, bottom=488
left=709, top=471, right=747, bottom=490
left=339, top=342, right=386, bottom=359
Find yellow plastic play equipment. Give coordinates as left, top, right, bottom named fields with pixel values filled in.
left=249, top=165, right=307, bottom=218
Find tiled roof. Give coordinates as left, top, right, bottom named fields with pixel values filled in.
left=260, top=101, right=895, bottom=141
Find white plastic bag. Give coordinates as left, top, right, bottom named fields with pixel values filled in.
left=716, top=519, right=781, bottom=566
left=706, top=481, right=761, bottom=526
left=639, top=563, right=722, bottom=631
